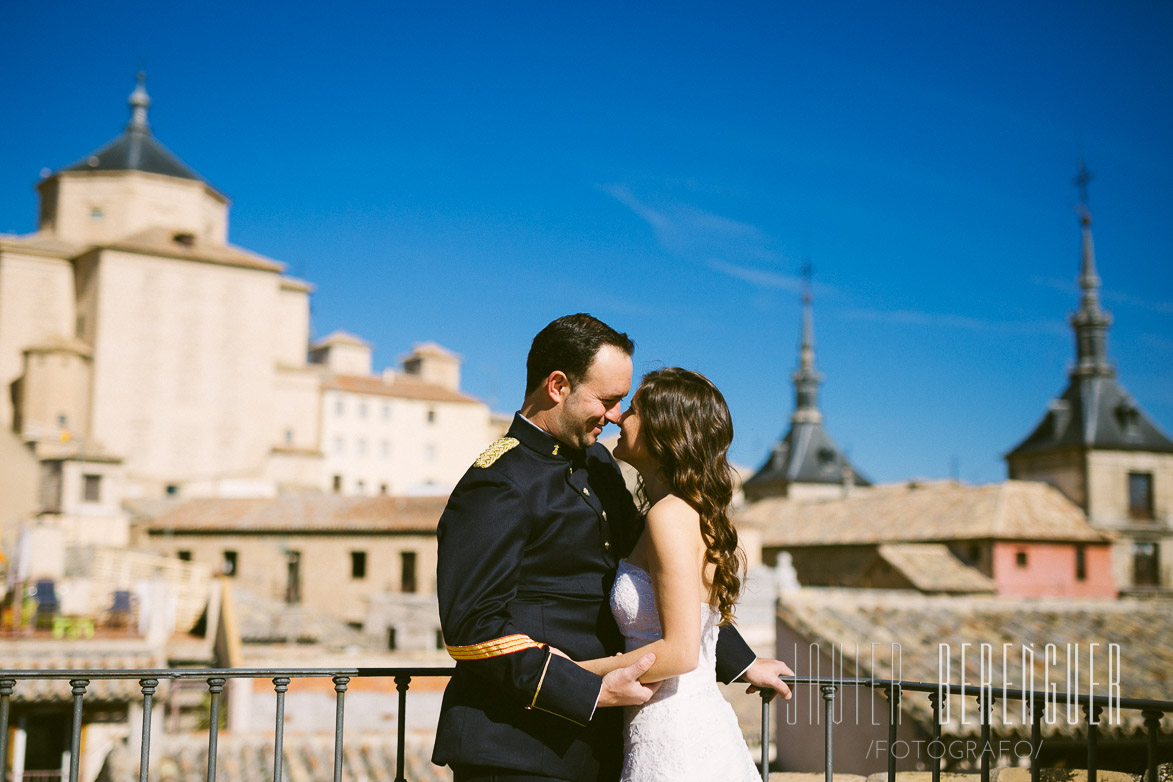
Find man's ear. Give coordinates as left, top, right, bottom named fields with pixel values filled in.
left=545, top=371, right=571, bottom=404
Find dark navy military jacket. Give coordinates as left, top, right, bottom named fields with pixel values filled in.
left=432, top=414, right=755, bottom=781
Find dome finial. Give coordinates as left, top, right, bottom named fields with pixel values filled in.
left=127, top=72, right=151, bottom=133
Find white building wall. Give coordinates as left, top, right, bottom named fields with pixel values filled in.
left=87, top=250, right=280, bottom=495
left=0, top=250, right=77, bottom=429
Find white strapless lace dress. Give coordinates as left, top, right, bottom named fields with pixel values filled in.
left=610, top=560, right=761, bottom=782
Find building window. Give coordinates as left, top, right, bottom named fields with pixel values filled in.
left=382, top=404, right=391, bottom=420
left=401, top=551, right=417, bottom=594
left=1015, top=550, right=1028, bottom=568
left=222, top=551, right=238, bottom=577
left=90, top=207, right=103, bottom=220
left=284, top=429, right=293, bottom=444
left=425, top=444, right=436, bottom=462
left=427, top=408, right=436, bottom=424
left=355, top=479, right=366, bottom=494
left=379, top=483, right=388, bottom=495
left=335, top=399, right=345, bottom=416
left=359, top=402, right=367, bottom=418
left=177, top=550, right=192, bottom=562
left=1129, top=472, right=1154, bottom=520
left=333, top=436, right=345, bottom=455
left=82, top=474, right=102, bottom=503
left=1075, top=546, right=1087, bottom=581
left=285, top=551, right=301, bottom=604
left=351, top=551, right=367, bottom=579
left=332, top=474, right=343, bottom=493
left=380, top=440, right=390, bottom=458
left=356, top=438, right=367, bottom=456
left=387, top=627, right=398, bottom=651
left=57, top=414, right=68, bottom=427
left=165, top=484, right=180, bottom=496
left=1133, top=542, right=1160, bottom=587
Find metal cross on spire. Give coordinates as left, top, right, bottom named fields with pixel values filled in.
left=1074, top=160, right=1094, bottom=206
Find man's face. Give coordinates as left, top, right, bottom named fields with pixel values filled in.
left=552, top=345, right=633, bottom=449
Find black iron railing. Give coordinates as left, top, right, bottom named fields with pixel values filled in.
left=0, top=669, right=1168, bottom=782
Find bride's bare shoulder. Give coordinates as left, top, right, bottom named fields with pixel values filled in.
left=645, top=494, right=700, bottom=531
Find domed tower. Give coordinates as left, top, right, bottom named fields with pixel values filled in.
left=743, top=268, right=869, bottom=501
left=1006, top=163, right=1173, bottom=593
left=35, top=73, right=229, bottom=246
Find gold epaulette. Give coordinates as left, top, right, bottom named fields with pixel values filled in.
left=473, top=437, right=520, bottom=468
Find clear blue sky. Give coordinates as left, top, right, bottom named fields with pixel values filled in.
left=3, top=1, right=1171, bottom=484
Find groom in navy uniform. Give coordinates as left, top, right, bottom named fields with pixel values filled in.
left=433, top=314, right=792, bottom=782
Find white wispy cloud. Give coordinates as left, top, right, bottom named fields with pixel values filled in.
left=1031, top=276, right=1173, bottom=315
left=840, top=307, right=1067, bottom=335
left=602, top=184, right=778, bottom=264
left=706, top=259, right=805, bottom=293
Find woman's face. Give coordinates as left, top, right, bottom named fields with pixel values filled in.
left=612, top=396, right=651, bottom=467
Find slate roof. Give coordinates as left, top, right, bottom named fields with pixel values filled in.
left=138, top=495, right=448, bottom=534
left=62, top=126, right=208, bottom=184
left=873, top=543, right=996, bottom=593
left=1008, top=375, right=1173, bottom=457
left=744, top=420, right=871, bottom=492
left=777, top=589, right=1173, bottom=735
left=741, top=480, right=1110, bottom=546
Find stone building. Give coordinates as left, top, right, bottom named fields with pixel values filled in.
left=743, top=275, right=869, bottom=501
left=1006, top=177, right=1173, bottom=595
left=0, top=76, right=493, bottom=562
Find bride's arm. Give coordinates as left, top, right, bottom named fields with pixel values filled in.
left=576, top=496, right=704, bottom=683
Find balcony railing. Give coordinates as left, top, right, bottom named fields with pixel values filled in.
left=0, top=668, right=1168, bottom=782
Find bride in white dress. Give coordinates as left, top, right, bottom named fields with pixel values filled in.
left=574, top=368, right=761, bottom=782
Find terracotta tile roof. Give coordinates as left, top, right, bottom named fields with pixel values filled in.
left=100, top=227, right=284, bottom=272
left=873, top=543, right=996, bottom=593
left=0, top=650, right=166, bottom=702
left=232, top=587, right=371, bottom=647
left=140, top=495, right=448, bottom=534
left=312, top=329, right=369, bottom=348
left=324, top=373, right=481, bottom=404
left=102, top=734, right=450, bottom=782
left=742, top=480, right=1109, bottom=546
left=777, top=589, right=1173, bottom=735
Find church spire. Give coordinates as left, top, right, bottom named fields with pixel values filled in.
left=1069, top=161, right=1115, bottom=379
left=127, top=72, right=151, bottom=134
left=791, top=264, right=823, bottom=424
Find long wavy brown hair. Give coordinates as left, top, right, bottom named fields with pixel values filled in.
left=632, top=367, right=745, bottom=624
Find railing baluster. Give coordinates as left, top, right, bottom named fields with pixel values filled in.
left=928, top=690, right=941, bottom=782
left=139, top=678, right=159, bottom=782
left=273, top=677, right=290, bottom=782
left=821, top=683, right=836, bottom=782
left=979, top=690, right=992, bottom=782
left=1143, top=709, right=1162, bottom=782
left=394, top=674, right=411, bottom=782
left=0, top=678, right=14, bottom=782
left=206, top=677, right=225, bottom=782
left=759, top=690, right=770, bottom=780
left=333, top=675, right=350, bottom=782
left=68, top=678, right=89, bottom=782
left=1085, top=703, right=1102, bottom=782
left=1031, top=695, right=1042, bottom=782
left=887, top=684, right=900, bottom=782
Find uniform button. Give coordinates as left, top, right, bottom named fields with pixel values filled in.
left=604, top=541, right=612, bottom=551
left=568, top=467, right=573, bottom=476
left=602, top=511, right=608, bottom=521
left=582, top=487, right=590, bottom=496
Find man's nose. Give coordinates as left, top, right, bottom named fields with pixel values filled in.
left=605, top=405, right=623, bottom=424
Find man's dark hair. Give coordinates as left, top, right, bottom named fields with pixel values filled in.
left=525, top=314, right=635, bottom=395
